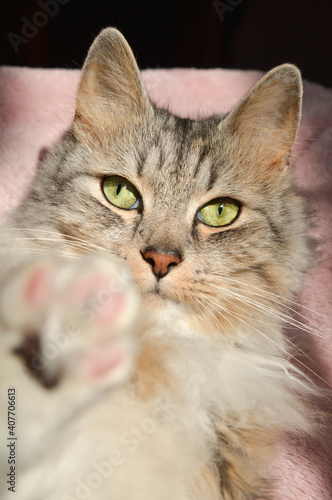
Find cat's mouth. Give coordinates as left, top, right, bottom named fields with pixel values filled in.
left=142, top=283, right=172, bottom=304
left=141, top=280, right=186, bottom=312
left=145, top=285, right=166, bottom=300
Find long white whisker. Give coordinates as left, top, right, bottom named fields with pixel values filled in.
left=201, top=293, right=332, bottom=391
left=198, top=295, right=243, bottom=338
left=0, top=248, right=79, bottom=259
left=206, top=289, right=323, bottom=371
left=211, top=271, right=328, bottom=324
left=0, top=228, right=107, bottom=253
left=201, top=280, right=327, bottom=340
left=0, top=237, right=97, bottom=254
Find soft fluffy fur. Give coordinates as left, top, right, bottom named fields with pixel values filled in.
left=0, top=28, right=321, bottom=499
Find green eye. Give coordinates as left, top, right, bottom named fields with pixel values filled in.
left=103, top=176, right=140, bottom=210
left=197, top=198, right=240, bottom=227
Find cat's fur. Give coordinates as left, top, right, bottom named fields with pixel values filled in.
left=0, top=28, right=318, bottom=499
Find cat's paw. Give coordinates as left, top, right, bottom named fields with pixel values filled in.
left=0, top=255, right=140, bottom=389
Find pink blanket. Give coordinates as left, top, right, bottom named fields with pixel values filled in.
left=0, top=66, right=331, bottom=498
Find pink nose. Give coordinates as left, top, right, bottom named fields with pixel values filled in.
left=142, top=250, right=181, bottom=279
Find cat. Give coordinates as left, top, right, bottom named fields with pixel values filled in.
left=0, top=27, right=319, bottom=499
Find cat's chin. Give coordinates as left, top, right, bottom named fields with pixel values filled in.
left=141, top=289, right=208, bottom=336
left=141, top=289, right=188, bottom=324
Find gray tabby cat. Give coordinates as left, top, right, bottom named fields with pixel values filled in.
left=0, top=28, right=317, bottom=499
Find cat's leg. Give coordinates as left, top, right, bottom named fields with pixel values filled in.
left=0, top=253, right=142, bottom=500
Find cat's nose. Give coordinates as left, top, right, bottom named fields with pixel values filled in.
left=142, top=249, right=181, bottom=280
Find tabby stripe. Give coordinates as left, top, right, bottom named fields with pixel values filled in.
left=252, top=208, right=283, bottom=243
left=136, top=150, right=147, bottom=177
left=193, top=145, right=210, bottom=178
left=246, top=263, right=276, bottom=288
left=175, top=118, right=190, bottom=171
left=207, top=224, right=250, bottom=242
left=90, top=198, right=125, bottom=225
left=207, top=163, right=218, bottom=191
left=158, top=147, right=165, bottom=171
left=51, top=172, right=91, bottom=192
left=131, top=214, right=143, bottom=237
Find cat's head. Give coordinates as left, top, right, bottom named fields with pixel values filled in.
left=29, top=28, right=308, bottom=341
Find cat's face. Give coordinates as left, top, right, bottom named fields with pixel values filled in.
left=28, top=29, right=308, bottom=337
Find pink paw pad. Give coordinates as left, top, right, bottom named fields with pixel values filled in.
left=84, top=346, right=125, bottom=379
left=24, top=265, right=54, bottom=309
left=67, top=275, right=126, bottom=329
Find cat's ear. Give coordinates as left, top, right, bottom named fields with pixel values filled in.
left=223, top=64, right=302, bottom=172
left=74, top=28, right=153, bottom=136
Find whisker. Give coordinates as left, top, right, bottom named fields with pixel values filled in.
left=0, top=248, right=79, bottom=259
left=201, top=293, right=332, bottom=391
left=211, top=271, right=328, bottom=322
left=0, top=228, right=107, bottom=253
left=201, top=280, right=327, bottom=340
left=0, top=237, right=95, bottom=254
left=198, top=295, right=243, bottom=338
left=204, top=290, right=323, bottom=371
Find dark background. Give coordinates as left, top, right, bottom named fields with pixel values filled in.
left=1, top=0, right=332, bottom=87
